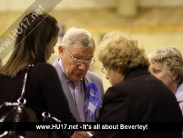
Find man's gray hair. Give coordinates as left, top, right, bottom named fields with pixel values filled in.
left=61, top=27, right=95, bottom=49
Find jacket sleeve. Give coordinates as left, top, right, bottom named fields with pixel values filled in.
left=41, top=65, right=76, bottom=122
left=93, top=86, right=130, bottom=138
left=41, top=65, right=76, bottom=135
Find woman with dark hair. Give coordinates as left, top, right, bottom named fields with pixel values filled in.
left=0, top=12, right=76, bottom=136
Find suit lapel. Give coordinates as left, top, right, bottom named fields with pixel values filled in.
left=54, top=60, right=81, bottom=121
left=54, top=60, right=95, bottom=122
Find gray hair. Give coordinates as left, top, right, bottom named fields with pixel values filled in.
left=61, top=27, right=95, bottom=49
left=149, top=46, right=183, bottom=84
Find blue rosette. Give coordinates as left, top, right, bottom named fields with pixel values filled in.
left=85, top=82, right=102, bottom=121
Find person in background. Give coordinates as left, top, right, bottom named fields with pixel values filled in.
left=53, top=27, right=104, bottom=138
left=0, top=12, right=76, bottom=137
left=92, top=31, right=182, bottom=138
left=149, top=46, right=183, bottom=115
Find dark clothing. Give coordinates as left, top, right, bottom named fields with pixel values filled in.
left=0, top=63, right=76, bottom=134
left=93, top=67, right=182, bottom=138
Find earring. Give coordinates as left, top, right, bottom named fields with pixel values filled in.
left=173, top=76, right=176, bottom=80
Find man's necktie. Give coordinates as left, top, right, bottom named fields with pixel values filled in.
left=74, top=82, right=85, bottom=122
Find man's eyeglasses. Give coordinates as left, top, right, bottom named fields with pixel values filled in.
left=66, top=48, right=95, bottom=65
left=101, top=67, right=107, bottom=74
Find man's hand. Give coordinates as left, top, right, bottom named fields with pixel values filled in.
left=71, top=131, right=92, bottom=138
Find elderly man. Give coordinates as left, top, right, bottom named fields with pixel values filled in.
left=53, top=27, right=104, bottom=138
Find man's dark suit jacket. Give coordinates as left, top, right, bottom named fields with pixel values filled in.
left=93, top=67, right=182, bottom=138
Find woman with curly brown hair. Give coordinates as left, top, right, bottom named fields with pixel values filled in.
left=92, top=31, right=182, bottom=138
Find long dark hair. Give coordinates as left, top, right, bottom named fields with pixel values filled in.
left=1, top=12, right=60, bottom=77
